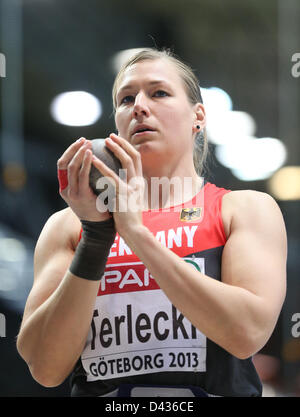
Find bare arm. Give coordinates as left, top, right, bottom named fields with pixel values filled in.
left=86, top=133, right=287, bottom=363
left=17, top=208, right=100, bottom=387
left=17, top=138, right=110, bottom=387
left=92, top=134, right=287, bottom=359
left=119, top=190, right=287, bottom=359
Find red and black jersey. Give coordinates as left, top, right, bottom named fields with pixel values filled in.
left=70, top=182, right=262, bottom=397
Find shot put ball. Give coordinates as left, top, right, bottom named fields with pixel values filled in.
left=89, top=138, right=122, bottom=196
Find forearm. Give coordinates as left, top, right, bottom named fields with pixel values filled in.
left=17, top=273, right=99, bottom=387
left=123, top=225, right=270, bottom=359
left=17, top=215, right=116, bottom=386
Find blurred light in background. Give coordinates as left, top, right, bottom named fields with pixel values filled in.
left=207, top=110, right=256, bottom=145
left=215, top=137, right=287, bottom=181
left=50, top=91, right=102, bottom=126
left=0, top=237, right=26, bottom=263
left=201, top=86, right=233, bottom=120
left=202, top=85, right=288, bottom=182
left=2, top=162, right=27, bottom=191
left=0, top=225, right=34, bottom=311
left=268, top=166, right=300, bottom=200
left=0, top=238, right=26, bottom=293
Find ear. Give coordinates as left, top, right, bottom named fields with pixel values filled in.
left=192, top=103, right=206, bottom=133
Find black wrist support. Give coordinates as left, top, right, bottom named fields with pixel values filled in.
left=69, top=217, right=116, bottom=281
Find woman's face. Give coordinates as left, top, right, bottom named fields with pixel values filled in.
left=114, top=58, right=204, bottom=167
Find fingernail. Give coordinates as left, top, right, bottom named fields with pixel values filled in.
left=76, top=137, right=85, bottom=143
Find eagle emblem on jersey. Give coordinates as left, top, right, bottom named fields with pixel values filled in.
left=180, top=207, right=202, bottom=222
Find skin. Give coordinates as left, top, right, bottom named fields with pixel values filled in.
left=16, top=59, right=287, bottom=388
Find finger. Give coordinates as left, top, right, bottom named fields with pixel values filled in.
left=105, top=137, right=136, bottom=179
left=67, top=142, right=91, bottom=196
left=57, top=168, right=68, bottom=193
left=57, top=137, right=86, bottom=170
left=92, top=155, right=120, bottom=190
left=109, top=133, right=143, bottom=177
left=78, top=148, right=93, bottom=193
left=57, top=138, right=87, bottom=193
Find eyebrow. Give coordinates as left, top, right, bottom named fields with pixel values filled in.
left=117, top=79, right=171, bottom=95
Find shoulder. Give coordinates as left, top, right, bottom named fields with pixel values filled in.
left=223, top=189, right=279, bottom=213
left=24, top=208, right=81, bottom=324
left=222, top=189, right=285, bottom=237
left=37, top=207, right=81, bottom=252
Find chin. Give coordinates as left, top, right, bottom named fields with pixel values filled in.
left=135, top=140, right=155, bottom=153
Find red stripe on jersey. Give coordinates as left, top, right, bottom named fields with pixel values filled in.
left=78, top=182, right=231, bottom=295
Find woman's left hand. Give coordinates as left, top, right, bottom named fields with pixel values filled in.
left=91, top=133, right=145, bottom=239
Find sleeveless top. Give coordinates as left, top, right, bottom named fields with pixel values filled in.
left=70, top=182, right=262, bottom=397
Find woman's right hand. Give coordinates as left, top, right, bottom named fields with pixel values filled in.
left=57, top=137, right=110, bottom=222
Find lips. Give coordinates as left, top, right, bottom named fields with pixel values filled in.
left=132, top=124, right=155, bottom=136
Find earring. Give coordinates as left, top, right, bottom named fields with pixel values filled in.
left=196, top=125, right=201, bottom=130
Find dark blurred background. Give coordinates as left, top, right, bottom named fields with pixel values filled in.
left=0, top=0, right=299, bottom=397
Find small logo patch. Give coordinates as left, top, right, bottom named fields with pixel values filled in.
left=180, top=207, right=202, bottom=222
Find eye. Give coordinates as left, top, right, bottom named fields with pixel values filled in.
left=153, top=90, right=169, bottom=97
left=120, top=95, right=135, bottom=105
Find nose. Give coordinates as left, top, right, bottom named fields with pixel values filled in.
left=133, top=92, right=150, bottom=119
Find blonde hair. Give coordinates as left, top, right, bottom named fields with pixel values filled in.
left=112, top=48, right=208, bottom=176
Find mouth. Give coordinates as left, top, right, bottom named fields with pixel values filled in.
left=132, top=125, right=156, bottom=137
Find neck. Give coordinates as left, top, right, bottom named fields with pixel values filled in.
left=142, top=166, right=203, bottom=210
